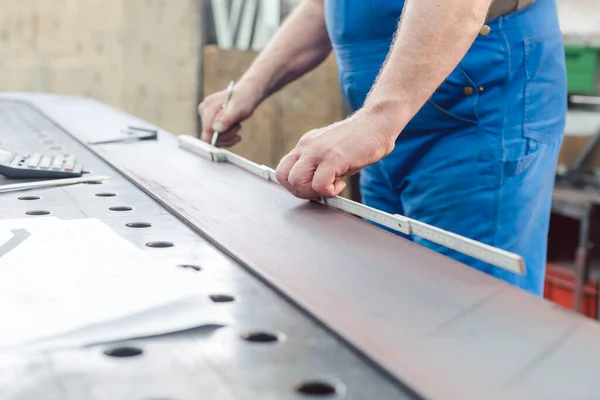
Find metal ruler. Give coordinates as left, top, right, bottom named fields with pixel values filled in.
left=0, top=175, right=111, bottom=193
left=178, top=135, right=525, bottom=275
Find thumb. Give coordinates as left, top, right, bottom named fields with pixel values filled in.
left=212, top=102, right=242, bottom=133
left=313, top=163, right=346, bottom=198
left=332, top=178, right=347, bottom=196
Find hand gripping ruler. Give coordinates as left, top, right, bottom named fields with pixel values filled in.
left=178, top=135, right=525, bottom=275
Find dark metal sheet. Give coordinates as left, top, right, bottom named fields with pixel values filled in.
left=4, top=93, right=600, bottom=399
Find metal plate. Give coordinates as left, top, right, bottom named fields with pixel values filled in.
left=5, top=94, right=600, bottom=400
left=0, top=99, right=416, bottom=400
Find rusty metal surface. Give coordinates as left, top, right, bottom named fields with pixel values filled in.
left=3, top=93, right=600, bottom=399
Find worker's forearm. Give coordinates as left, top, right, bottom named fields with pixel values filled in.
left=362, top=0, right=493, bottom=138
left=239, top=0, right=331, bottom=102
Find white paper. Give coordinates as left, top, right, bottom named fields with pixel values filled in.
left=0, top=217, right=221, bottom=350
left=13, top=296, right=228, bottom=353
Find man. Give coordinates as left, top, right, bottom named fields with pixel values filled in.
left=198, top=0, right=566, bottom=296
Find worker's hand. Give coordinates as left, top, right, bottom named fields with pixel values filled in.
left=275, top=111, right=396, bottom=199
left=198, top=81, right=262, bottom=147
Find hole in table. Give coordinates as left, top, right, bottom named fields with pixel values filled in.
left=18, top=196, right=41, bottom=201
left=241, top=331, right=280, bottom=343
left=295, top=381, right=338, bottom=396
left=95, top=192, right=117, bottom=197
left=103, top=347, right=143, bottom=358
left=178, top=264, right=201, bottom=271
left=145, top=241, right=174, bottom=248
left=49, top=146, right=62, bottom=151
left=43, top=140, right=54, bottom=145
left=209, top=294, right=235, bottom=303
left=109, top=206, right=132, bottom=212
left=25, top=210, right=50, bottom=216
left=126, top=222, right=152, bottom=228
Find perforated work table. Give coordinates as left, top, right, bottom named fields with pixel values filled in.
left=0, top=98, right=418, bottom=399
left=1, top=93, right=600, bottom=400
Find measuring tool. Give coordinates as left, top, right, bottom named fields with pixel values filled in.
left=210, top=80, right=235, bottom=146
left=178, top=135, right=525, bottom=275
left=0, top=175, right=111, bottom=193
left=0, top=147, right=83, bottom=179
left=88, top=126, right=158, bottom=145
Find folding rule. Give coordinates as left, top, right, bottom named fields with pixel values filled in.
left=178, top=135, right=525, bottom=274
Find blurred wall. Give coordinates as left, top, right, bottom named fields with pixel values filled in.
left=0, top=0, right=201, bottom=136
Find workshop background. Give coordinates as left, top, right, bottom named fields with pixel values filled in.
left=1, top=0, right=600, bottom=316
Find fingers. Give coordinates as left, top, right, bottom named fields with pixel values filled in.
left=277, top=153, right=344, bottom=199
left=199, top=91, right=251, bottom=143
left=200, top=124, right=242, bottom=146
left=288, top=155, right=319, bottom=199
left=200, top=98, right=241, bottom=142
left=198, top=98, right=221, bottom=139
left=200, top=130, right=213, bottom=142
left=216, top=124, right=242, bottom=147
left=275, top=152, right=304, bottom=198
left=312, top=162, right=346, bottom=198
left=212, top=99, right=247, bottom=133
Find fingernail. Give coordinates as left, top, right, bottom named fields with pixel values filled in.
left=212, top=121, right=224, bottom=132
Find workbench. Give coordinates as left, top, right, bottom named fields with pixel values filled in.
left=2, top=93, right=600, bottom=400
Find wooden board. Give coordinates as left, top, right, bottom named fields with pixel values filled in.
left=15, top=92, right=600, bottom=400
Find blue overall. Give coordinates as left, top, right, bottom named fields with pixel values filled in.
left=324, top=0, right=567, bottom=296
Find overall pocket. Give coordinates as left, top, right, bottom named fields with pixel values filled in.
left=403, top=63, right=481, bottom=132
left=523, top=34, right=568, bottom=144
left=427, top=64, right=480, bottom=125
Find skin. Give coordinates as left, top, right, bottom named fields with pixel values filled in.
left=199, top=0, right=493, bottom=198
left=199, top=0, right=331, bottom=147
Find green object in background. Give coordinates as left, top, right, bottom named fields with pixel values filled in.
left=565, top=44, right=599, bottom=95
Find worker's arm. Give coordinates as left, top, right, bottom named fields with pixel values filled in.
left=199, top=0, right=331, bottom=146
left=276, top=0, right=494, bottom=199
left=243, top=0, right=332, bottom=102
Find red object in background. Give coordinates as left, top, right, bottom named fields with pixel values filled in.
left=544, top=263, right=598, bottom=319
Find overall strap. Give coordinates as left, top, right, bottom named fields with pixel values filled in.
left=486, top=0, right=536, bottom=21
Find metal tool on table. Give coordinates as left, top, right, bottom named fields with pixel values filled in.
left=0, top=175, right=111, bottom=193
left=210, top=80, right=235, bottom=146
left=178, top=135, right=526, bottom=274
left=88, top=126, right=158, bottom=145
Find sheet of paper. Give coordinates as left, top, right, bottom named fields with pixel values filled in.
left=0, top=217, right=223, bottom=350
left=13, top=296, right=228, bottom=353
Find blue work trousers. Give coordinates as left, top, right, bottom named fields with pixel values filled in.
left=325, top=0, right=567, bottom=296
